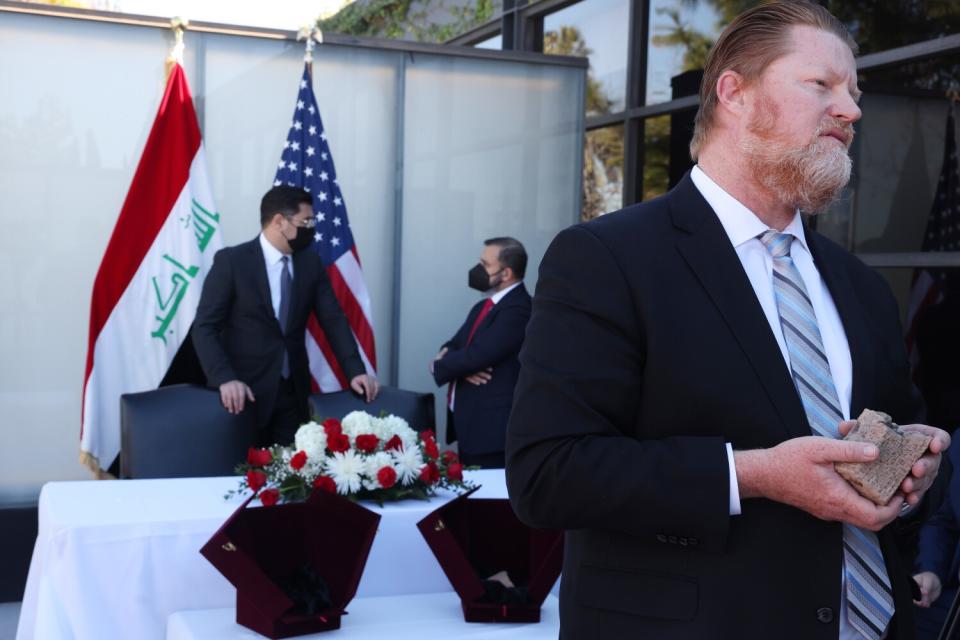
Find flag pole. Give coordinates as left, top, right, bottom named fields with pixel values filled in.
left=297, top=25, right=323, bottom=74
left=165, top=17, right=188, bottom=80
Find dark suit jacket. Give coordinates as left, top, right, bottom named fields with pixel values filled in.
left=916, top=439, right=960, bottom=591
left=193, top=237, right=365, bottom=428
left=506, top=174, right=924, bottom=639
left=433, top=284, right=531, bottom=455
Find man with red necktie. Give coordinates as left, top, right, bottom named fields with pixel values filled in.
left=431, top=237, right=531, bottom=468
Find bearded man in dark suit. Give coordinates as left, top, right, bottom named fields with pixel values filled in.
left=506, top=3, right=950, bottom=638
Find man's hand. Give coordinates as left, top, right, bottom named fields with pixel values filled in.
left=219, top=380, right=254, bottom=415
left=429, top=347, right=449, bottom=375
left=350, top=374, right=379, bottom=402
left=465, top=368, right=493, bottom=386
left=838, top=420, right=950, bottom=508
left=734, top=436, right=902, bottom=531
left=913, top=571, right=942, bottom=608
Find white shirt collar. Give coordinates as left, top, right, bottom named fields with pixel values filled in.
left=690, top=165, right=809, bottom=253
left=259, top=232, right=289, bottom=266
left=491, top=281, right=522, bottom=305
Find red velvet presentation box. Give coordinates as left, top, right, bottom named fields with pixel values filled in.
left=201, top=490, right=380, bottom=638
left=416, top=488, right=563, bottom=623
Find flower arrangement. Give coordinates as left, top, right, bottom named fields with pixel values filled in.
left=234, top=411, right=472, bottom=505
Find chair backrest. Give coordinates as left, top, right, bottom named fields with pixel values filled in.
left=120, top=384, right=257, bottom=479
left=309, top=386, right=436, bottom=433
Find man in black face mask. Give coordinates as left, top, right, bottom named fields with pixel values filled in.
left=194, top=186, right=378, bottom=447
left=430, top=237, right=531, bottom=468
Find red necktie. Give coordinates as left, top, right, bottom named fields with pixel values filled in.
left=448, top=298, right=495, bottom=410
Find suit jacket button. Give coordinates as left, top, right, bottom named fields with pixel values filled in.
left=816, top=607, right=834, bottom=623
left=656, top=534, right=667, bottom=543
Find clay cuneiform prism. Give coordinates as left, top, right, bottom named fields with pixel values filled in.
left=834, top=409, right=931, bottom=506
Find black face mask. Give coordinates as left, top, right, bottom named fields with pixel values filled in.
left=286, top=224, right=314, bottom=253
left=468, top=263, right=503, bottom=292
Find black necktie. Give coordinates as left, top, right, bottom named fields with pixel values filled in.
left=279, top=256, right=291, bottom=379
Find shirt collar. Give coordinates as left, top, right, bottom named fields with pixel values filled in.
left=491, top=281, right=521, bottom=305
left=259, top=232, right=289, bottom=266
left=690, top=165, right=809, bottom=253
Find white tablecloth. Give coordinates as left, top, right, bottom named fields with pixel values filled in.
left=16, top=469, right=508, bottom=640
left=166, top=593, right=560, bottom=640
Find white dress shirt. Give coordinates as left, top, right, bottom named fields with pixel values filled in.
left=690, top=166, right=865, bottom=639
left=259, top=233, right=294, bottom=320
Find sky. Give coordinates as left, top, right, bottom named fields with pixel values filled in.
left=107, top=0, right=351, bottom=30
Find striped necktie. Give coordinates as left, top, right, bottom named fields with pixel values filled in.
left=759, top=230, right=894, bottom=640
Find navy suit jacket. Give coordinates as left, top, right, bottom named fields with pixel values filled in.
left=917, top=439, right=960, bottom=589
left=433, top=284, right=531, bottom=455
left=506, top=174, right=924, bottom=639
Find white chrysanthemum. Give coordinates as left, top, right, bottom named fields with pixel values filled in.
left=378, top=414, right=418, bottom=449
left=294, top=422, right=328, bottom=460
left=362, top=452, right=396, bottom=490
left=325, top=450, right=365, bottom=495
left=342, top=411, right=377, bottom=439
left=390, top=445, right=425, bottom=486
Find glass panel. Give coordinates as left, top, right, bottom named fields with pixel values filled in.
left=400, top=55, right=584, bottom=442
left=543, top=0, right=630, bottom=115
left=848, top=55, right=960, bottom=253
left=474, top=34, right=502, bottom=50
left=203, top=37, right=401, bottom=382
left=583, top=125, right=624, bottom=220
left=0, top=12, right=195, bottom=487
left=829, top=1, right=960, bottom=56
left=643, top=115, right=671, bottom=201
left=646, top=0, right=764, bottom=105
left=875, top=268, right=960, bottom=429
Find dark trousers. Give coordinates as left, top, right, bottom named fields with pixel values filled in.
left=915, top=586, right=958, bottom=640
left=257, top=377, right=304, bottom=447
left=459, top=450, right=505, bottom=469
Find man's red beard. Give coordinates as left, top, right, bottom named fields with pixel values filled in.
left=739, top=94, right=854, bottom=213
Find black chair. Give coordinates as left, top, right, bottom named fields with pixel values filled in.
left=309, top=386, right=436, bottom=432
left=120, top=384, right=257, bottom=479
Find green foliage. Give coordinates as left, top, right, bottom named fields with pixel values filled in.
left=318, top=0, right=500, bottom=43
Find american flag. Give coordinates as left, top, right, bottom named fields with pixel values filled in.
left=274, top=63, right=377, bottom=391
left=905, top=108, right=960, bottom=378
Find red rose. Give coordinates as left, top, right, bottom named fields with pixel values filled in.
left=423, top=438, right=439, bottom=460
left=442, top=450, right=458, bottom=464
left=290, top=450, right=307, bottom=470
left=322, top=418, right=343, bottom=436
left=447, top=462, right=463, bottom=482
left=259, top=488, right=280, bottom=506
left=419, top=461, right=440, bottom=484
left=377, top=466, right=398, bottom=489
left=327, top=433, right=350, bottom=453
left=247, top=448, right=272, bottom=466
left=246, top=470, right=267, bottom=492
left=419, top=430, right=436, bottom=442
left=384, top=435, right=403, bottom=452
left=313, top=475, right=336, bottom=494
left=355, top=434, right=380, bottom=453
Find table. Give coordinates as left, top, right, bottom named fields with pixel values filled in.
left=16, top=470, right=509, bottom=640
left=166, top=594, right=560, bottom=640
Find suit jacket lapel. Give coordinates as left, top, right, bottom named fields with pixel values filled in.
left=670, top=175, right=809, bottom=440
left=249, top=238, right=283, bottom=335
left=805, top=228, right=873, bottom=417
left=289, top=250, right=313, bottom=336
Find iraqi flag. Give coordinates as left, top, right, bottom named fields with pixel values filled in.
left=81, top=63, right=222, bottom=474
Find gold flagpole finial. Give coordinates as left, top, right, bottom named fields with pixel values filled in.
left=297, top=25, right=323, bottom=64
left=165, top=17, right=189, bottom=79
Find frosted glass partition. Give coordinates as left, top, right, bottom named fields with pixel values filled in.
left=399, top=56, right=584, bottom=441
left=0, top=14, right=199, bottom=490
left=203, top=36, right=400, bottom=376
left=0, top=7, right=584, bottom=492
